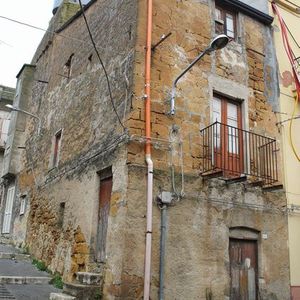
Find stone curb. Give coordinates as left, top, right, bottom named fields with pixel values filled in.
left=49, top=292, right=76, bottom=300
left=0, top=276, right=50, bottom=284
left=0, top=253, right=31, bottom=260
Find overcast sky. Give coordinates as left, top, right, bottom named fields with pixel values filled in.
left=0, top=1, right=53, bottom=88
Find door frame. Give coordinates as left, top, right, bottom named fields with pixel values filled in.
left=96, top=167, right=113, bottom=262
left=229, top=238, right=258, bottom=300
left=212, top=93, right=244, bottom=175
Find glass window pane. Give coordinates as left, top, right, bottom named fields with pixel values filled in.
left=215, top=8, right=222, bottom=21
left=226, top=13, right=235, bottom=38
left=228, top=127, right=238, bottom=154
left=213, top=98, right=222, bottom=149
left=226, top=14, right=234, bottom=31
left=227, top=30, right=235, bottom=38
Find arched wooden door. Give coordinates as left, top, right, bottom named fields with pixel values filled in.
left=229, top=239, right=258, bottom=300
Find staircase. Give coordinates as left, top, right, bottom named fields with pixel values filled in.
left=50, top=272, right=103, bottom=300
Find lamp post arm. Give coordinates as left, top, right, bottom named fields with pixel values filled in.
left=14, top=108, right=41, bottom=122
left=170, top=47, right=210, bottom=115
left=11, top=108, right=42, bottom=135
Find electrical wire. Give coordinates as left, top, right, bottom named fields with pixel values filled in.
left=0, top=39, right=12, bottom=47
left=284, top=0, right=300, bottom=9
left=0, top=15, right=88, bottom=45
left=203, top=196, right=286, bottom=214
left=272, top=2, right=300, bottom=162
left=284, top=20, right=300, bottom=49
left=288, top=92, right=300, bottom=161
left=40, top=133, right=128, bottom=188
left=78, top=0, right=125, bottom=131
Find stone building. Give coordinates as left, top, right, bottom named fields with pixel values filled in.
left=0, top=0, right=290, bottom=299
left=0, top=85, right=14, bottom=235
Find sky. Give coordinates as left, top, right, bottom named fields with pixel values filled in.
left=0, top=1, right=53, bottom=88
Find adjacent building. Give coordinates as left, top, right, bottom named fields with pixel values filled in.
left=271, top=1, right=300, bottom=299
left=0, top=85, right=14, bottom=236
left=0, top=0, right=292, bottom=299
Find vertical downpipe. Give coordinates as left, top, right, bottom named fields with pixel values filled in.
left=159, top=205, right=167, bottom=300
left=144, top=0, right=153, bottom=299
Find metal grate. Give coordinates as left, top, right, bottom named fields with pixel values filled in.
left=200, top=121, right=279, bottom=186
left=0, top=285, right=15, bottom=299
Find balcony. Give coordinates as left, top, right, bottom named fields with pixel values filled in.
left=200, top=122, right=279, bottom=187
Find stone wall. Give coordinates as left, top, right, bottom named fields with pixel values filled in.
left=113, top=0, right=290, bottom=299
left=16, top=0, right=138, bottom=282
left=112, top=166, right=289, bottom=299
left=9, top=0, right=290, bottom=299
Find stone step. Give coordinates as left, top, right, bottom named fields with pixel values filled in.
left=63, top=282, right=101, bottom=300
left=49, top=292, right=76, bottom=300
left=0, top=237, right=13, bottom=245
left=76, top=272, right=102, bottom=285
left=0, top=253, right=31, bottom=261
left=0, top=276, right=50, bottom=285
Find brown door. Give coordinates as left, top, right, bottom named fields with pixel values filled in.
left=96, top=176, right=112, bottom=262
left=213, top=96, right=243, bottom=176
left=229, top=239, right=258, bottom=300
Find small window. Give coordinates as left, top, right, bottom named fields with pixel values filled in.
left=215, top=4, right=237, bottom=39
left=52, top=130, right=62, bottom=167
left=19, top=195, right=27, bottom=216
left=63, top=54, right=74, bottom=79
left=58, top=202, right=65, bottom=228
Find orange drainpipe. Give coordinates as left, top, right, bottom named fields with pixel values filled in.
left=143, top=0, right=153, bottom=299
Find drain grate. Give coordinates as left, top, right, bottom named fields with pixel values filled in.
left=0, top=285, right=15, bottom=299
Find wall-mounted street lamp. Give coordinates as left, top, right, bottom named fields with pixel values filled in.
left=170, top=34, right=230, bottom=115
left=5, top=104, right=42, bottom=135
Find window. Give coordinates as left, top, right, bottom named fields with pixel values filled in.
left=215, top=4, right=237, bottom=39
left=212, top=94, right=243, bottom=175
left=19, top=195, right=27, bottom=215
left=52, top=130, right=62, bottom=167
left=58, top=202, right=65, bottom=228
left=63, top=54, right=74, bottom=79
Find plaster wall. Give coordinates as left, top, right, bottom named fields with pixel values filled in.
left=270, top=1, right=300, bottom=291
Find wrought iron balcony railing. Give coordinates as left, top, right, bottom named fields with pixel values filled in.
left=200, top=122, right=279, bottom=186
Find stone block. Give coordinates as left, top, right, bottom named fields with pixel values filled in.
left=63, top=282, right=101, bottom=300
left=76, top=272, right=103, bottom=285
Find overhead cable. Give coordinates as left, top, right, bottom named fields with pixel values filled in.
left=78, top=0, right=125, bottom=131
left=0, top=15, right=88, bottom=45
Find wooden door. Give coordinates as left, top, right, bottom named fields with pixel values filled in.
left=96, top=176, right=112, bottom=262
left=2, top=186, right=15, bottom=234
left=229, top=239, right=258, bottom=300
left=212, top=96, right=243, bottom=175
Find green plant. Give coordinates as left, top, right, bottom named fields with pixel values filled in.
left=32, top=258, right=48, bottom=272
left=93, top=290, right=102, bottom=300
left=21, top=245, right=30, bottom=254
left=50, top=273, right=63, bottom=289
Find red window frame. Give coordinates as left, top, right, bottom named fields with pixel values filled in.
left=215, top=4, right=237, bottom=40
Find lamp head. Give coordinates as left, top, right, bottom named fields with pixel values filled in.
left=208, top=34, right=229, bottom=51
left=5, top=104, right=15, bottom=110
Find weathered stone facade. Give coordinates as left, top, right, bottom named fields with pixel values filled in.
left=2, top=0, right=290, bottom=299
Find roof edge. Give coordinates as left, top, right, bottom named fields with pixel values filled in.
left=217, top=0, right=274, bottom=25
left=56, top=0, right=97, bottom=33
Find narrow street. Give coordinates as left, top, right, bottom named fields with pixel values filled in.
left=0, top=242, right=61, bottom=300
